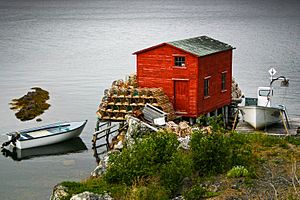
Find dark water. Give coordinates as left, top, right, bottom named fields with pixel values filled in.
left=0, top=0, right=299, bottom=199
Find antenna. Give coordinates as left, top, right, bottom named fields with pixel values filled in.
left=268, top=67, right=277, bottom=81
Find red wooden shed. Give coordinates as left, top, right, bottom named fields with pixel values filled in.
left=133, top=36, right=235, bottom=118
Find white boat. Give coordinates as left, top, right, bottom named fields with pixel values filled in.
left=2, top=120, right=87, bottom=149
left=239, top=68, right=289, bottom=130
left=239, top=99, right=286, bottom=129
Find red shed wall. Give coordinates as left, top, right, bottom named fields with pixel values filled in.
left=198, top=50, right=232, bottom=115
left=136, top=44, right=199, bottom=117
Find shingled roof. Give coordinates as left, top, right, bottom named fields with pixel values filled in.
left=167, top=36, right=234, bottom=57
left=133, top=36, right=234, bottom=56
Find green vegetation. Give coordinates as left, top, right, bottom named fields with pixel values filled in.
left=227, top=166, right=249, bottom=178
left=61, top=116, right=300, bottom=199
left=183, top=185, right=207, bottom=200
left=105, top=131, right=179, bottom=183
left=191, top=129, right=231, bottom=175
left=104, top=130, right=193, bottom=196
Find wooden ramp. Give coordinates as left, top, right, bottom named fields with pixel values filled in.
left=92, top=121, right=125, bottom=164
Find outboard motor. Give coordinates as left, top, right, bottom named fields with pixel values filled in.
left=1, top=132, right=20, bottom=148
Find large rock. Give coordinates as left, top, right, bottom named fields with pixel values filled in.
left=91, top=150, right=120, bottom=177
left=91, top=164, right=106, bottom=177
left=70, top=191, right=113, bottom=200
left=50, top=184, right=69, bottom=200
left=125, top=115, right=158, bottom=146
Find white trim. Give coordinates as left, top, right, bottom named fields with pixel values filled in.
left=175, top=111, right=188, bottom=115
left=172, top=78, right=189, bottom=81
left=172, top=54, right=186, bottom=57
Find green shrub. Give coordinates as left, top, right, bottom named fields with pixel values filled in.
left=226, top=132, right=254, bottom=167
left=191, top=130, right=230, bottom=175
left=196, top=115, right=208, bottom=126
left=104, top=130, right=179, bottom=185
left=183, top=185, right=207, bottom=200
left=126, top=181, right=169, bottom=200
left=195, top=115, right=225, bottom=133
left=191, top=129, right=256, bottom=176
left=227, top=166, right=249, bottom=178
left=159, top=151, right=193, bottom=195
left=207, top=115, right=225, bottom=132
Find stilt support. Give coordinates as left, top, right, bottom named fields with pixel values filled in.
left=280, top=110, right=289, bottom=135
left=232, top=109, right=239, bottom=132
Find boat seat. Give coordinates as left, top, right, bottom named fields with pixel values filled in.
left=26, top=130, right=50, bottom=138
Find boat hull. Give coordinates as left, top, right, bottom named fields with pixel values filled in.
left=2, top=137, right=87, bottom=161
left=7, top=120, right=87, bottom=149
left=239, top=106, right=282, bottom=129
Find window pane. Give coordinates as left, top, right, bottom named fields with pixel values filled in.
left=174, top=56, right=185, bottom=67
left=259, top=90, right=271, bottom=96
left=221, top=73, right=226, bottom=90
left=204, top=79, right=209, bottom=96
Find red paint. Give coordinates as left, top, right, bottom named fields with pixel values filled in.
left=134, top=43, right=233, bottom=118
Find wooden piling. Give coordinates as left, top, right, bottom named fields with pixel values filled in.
left=280, top=110, right=289, bottom=135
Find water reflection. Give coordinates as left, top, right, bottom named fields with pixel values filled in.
left=1, top=137, right=87, bottom=161
left=9, top=87, right=50, bottom=121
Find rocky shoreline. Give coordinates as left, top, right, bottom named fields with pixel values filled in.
left=50, top=185, right=113, bottom=200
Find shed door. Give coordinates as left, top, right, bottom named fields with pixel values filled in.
left=174, top=80, right=189, bottom=113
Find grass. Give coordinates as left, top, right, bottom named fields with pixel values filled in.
left=60, top=178, right=111, bottom=200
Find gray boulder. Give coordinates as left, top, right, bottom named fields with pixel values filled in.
left=70, top=191, right=113, bottom=200
left=50, top=184, right=69, bottom=200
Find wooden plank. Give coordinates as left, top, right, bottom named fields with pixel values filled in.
left=98, top=122, right=110, bottom=128
left=92, top=143, right=107, bottom=149
left=93, top=129, right=119, bottom=142
left=92, top=133, right=106, bottom=142
left=93, top=124, right=118, bottom=136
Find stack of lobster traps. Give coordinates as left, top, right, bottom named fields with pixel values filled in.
left=96, top=74, right=176, bottom=121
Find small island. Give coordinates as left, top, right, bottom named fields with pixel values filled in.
left=9, top=87, right=50, bottom=121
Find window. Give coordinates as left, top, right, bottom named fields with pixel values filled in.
left=174, top=56, right=185, bottom=67
left=204, top=78, right=210, bottom=97
left=221, top=72, right=226, bottom=91
left=259, top=89, right=272, bottom=97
